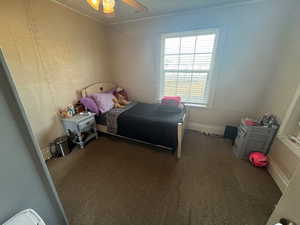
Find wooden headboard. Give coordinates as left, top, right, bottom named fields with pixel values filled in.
left=81, top=82, right=116, bottom=97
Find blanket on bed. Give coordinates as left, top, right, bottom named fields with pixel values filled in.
left=117, top=103, right=184, bottom=149
left=106, top=102, right=137, bottom=133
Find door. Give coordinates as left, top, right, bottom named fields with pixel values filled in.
left=0, top=49, right=69, bottom=225
left=267, top=163, right=300, bottom=225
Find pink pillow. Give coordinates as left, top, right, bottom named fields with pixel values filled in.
left=91, top=93, right=114, bottom=113
left=162, top=96, right=181, bottom=106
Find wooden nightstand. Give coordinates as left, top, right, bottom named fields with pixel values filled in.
left=61, top=113, right=98, bottom=149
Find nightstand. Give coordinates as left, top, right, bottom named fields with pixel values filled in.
left=61, top=113, right=98, bottom=149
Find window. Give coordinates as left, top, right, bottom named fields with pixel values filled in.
left=160, top=29, right=218, bottom=106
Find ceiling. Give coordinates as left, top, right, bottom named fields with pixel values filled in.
left=52, top=0, right=255, bottom=24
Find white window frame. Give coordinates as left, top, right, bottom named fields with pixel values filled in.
left=159, top=28, right=219, bottom=108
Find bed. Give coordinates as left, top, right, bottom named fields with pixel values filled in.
left=81, top=82, right=187, bottom=159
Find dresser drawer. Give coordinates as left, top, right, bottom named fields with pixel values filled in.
left=78, top=117, right=95, bottom=130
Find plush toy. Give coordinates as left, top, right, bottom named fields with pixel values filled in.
left=114, top=87, right=130, bottom=105
left=114, top=87, right=129, bottom=101
left=117, top=93, right=130, bottom=105
left=112, top=97, right=124, bottom=108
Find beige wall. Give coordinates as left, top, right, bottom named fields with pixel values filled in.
left=258, top=1, right=300, bottom=122
left=258, top=0, right=300, bottom=190
left=0, top=0, right=110, bottom=158
left=107, top=0, right=291, bottom=129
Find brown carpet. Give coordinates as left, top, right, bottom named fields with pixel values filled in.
left=47, top=130, right=281, bottom=225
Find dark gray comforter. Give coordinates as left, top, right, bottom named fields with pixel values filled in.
left=101, top=103, right=185, bottom=150
left=106, top=102, right=137, bottom=134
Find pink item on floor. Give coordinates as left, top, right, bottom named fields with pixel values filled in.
left=249, top=152, right=268, bottom=167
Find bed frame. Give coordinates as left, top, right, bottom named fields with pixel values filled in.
left=81, top=82, right=187, bottom=159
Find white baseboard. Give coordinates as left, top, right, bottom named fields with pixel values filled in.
left=187, top=122, right=225, bottom=135
left=268, top=156, right=289, bottom=193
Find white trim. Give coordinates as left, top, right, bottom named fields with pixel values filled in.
left=159, top=34, right=166, bottom=100
left=267, top=156, right=289, bottom=193
left=187, top=122, right=224, bottom=135
left=159, top=29, right=219, bottom=106
left=161, top=29, right=218, bottom=39
left=278, top=82, right=300, bottom=136
left=50, top=0, right=266, bottom=26
left=206, top=29, right=219, bottom=108
left=184, top=103, right=208, bottom=108
left=109, top=0, right=265, bottom=25
left=277, top=135, right=300, bottom=159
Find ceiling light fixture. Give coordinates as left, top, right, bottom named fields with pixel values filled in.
left=86, top=0, right=100, bottom=11
left=86, top=0, right=147, bottom=17
left=103, top=0, right=115, bottom=14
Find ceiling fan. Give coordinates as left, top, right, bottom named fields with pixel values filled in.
left=86, top=0, right=148, bottom=16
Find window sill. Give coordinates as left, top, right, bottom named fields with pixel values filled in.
left=157, top=98, right=209, bottom=108
left=184, top=103, right=208, bottom=108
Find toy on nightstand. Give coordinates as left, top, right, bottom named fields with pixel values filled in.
left=58, top=104, right=76, bottom=118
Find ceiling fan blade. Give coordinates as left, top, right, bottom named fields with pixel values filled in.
left=121, top=0, right=148, bottom=12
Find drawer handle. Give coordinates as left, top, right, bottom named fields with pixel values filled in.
left=81, top=121, right=93, bottom=127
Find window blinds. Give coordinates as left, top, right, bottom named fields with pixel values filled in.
left=162, top=31, right=217, bottom=105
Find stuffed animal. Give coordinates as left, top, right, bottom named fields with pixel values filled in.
left=114, top=87, right=129, bottom=100
left=117, top=93, right=130, bottom=105
left=112, top=97, right=124, bottom=108
left=114, top=87, right=130, bottom=106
